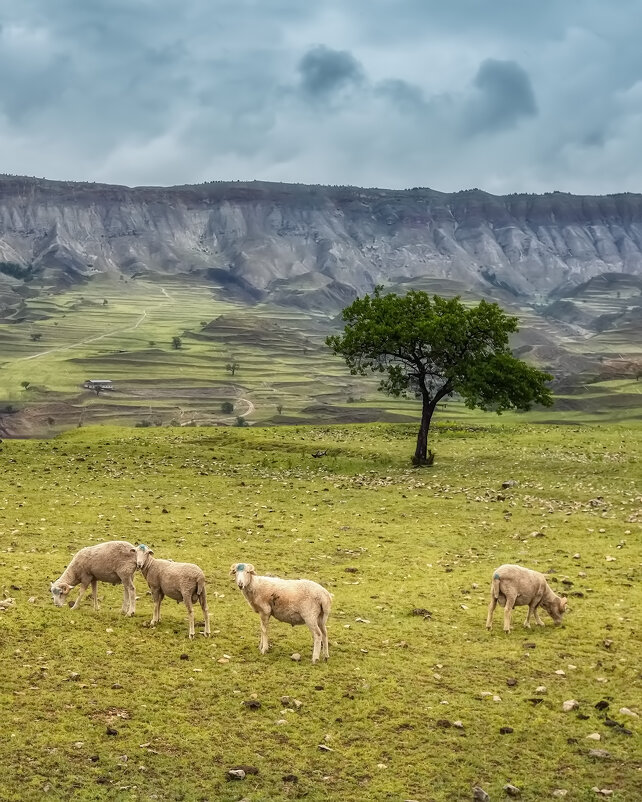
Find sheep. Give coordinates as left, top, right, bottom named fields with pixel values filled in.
left=486, top=563, right=568, bottom=633
left=50, top=540, right=137, bottom=615
left=230, top=562, right=331, bottom=663
left=135, top=544, right=210, bottom=639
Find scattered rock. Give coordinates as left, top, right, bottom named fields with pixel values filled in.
left=586, top=733, right=601, bottom=741
left=502, top=480, right=518, bottom=489
left=588, top=749, right=611, bottom=759
left=291, top=653, right=301, bottom=662
left=530, top=531, right=545, bottom=538
left=499, top=726, right=514, bottom=734
left=552, top=791, right=568, bottom=798
left=592, top=788, right=614, bottom=796
left=345, top=567, right=358, bottom=573
left=227, top=769, right=246, bottom=781
left=282, top=774, right=298, bottom=783
left=535, top=686, right=547, bottom=694
left=503, top=784, right=520, bottom=796
left=619, top=707, right=639, bottom=718
left=453, top=720, right=464, bottom=729
left=106, top=727, right=118, bottom=736
left=473, top=787, right=490, bottom=802
left=506, top=678, right=518, bottom=687
left=230, top=765, right=258, bottom=775
left=554, top=670, right=566, bottom=676
left=595, top=700, right=609, bottom=711
left=412, top=607, right=432, bottom=619
left=69, top=672, right=80, bottom=681
left=436, top=719, right=452, bottom=728
left=523, top=642, right=536, bottom=649
left=111, top=683, right=123, bottom=690
left=572, top=553, right=580, bottom=559
left=280, top=696, right=292, bottom=706
left=317, top=744, right=333, bottom=752
left=602, top=639, right=613, bottom=649
left=243, top=700, right=261, bottom=710
left=179, top=654, right=189, bottom=661
left=562, top=700, right=579, bottom=712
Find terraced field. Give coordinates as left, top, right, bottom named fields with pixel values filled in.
left=0, top=275, right=641, bottom=437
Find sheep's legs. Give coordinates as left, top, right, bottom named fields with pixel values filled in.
left=486, top=595, right=498, bottom=630
left=534, top=608, right=545, bottom=626
left=503, top=594, right=516, bottom=633
left=320, top=620, right=329, bottom=660
left=258, top=611, right=270, bottom=654
left=183, top=595, right=195, bottom=639
left=91, top=579, right=99, bottom=611
left=150, top=591, right=163, bottom=626
left=309, top=622, right=323, bottom=663
left=121, top=576, right=136, bottom=616
left=199, top=593, right=210, bottom=637
left=71, top=581, right=90, bottom=610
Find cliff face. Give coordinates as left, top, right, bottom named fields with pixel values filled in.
left=1, top=175, right=642, bottom=309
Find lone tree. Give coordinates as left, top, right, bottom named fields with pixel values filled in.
left=226, top=359, right=239, bottom=376
left=171, top=336, right=183, bottom=350
left=326, top=288, right=553, bottom=464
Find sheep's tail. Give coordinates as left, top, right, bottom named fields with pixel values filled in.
left=197, top=576, right=206, bottom=600
left=319, top=591, right=332, bottom=622
left=491, top=572, right=501, bottom=600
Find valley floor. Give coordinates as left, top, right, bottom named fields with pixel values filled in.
left=0, top=422, right=640, bottom=801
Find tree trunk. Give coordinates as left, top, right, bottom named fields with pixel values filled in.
left=413, top=394, right=438, bottom=465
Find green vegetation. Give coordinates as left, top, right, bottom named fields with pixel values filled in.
left=0, top=276, right=640, bottom=437
left=0, top=422, right=640, bottom=801
left=327, top=290, right=553, bottom=464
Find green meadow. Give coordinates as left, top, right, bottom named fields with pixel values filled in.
left=1, top=422, right=640, bottom=801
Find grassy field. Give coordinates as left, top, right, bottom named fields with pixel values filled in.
left=1, top=422, right=640, bottom=801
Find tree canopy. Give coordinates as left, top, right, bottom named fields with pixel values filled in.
left=326, top=288, right=553, bottom=463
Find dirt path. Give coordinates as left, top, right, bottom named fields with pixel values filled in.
left=16, top=283, right=174, bottom=362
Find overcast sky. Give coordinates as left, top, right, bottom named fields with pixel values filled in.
left=1, top=0, right=641, bottom=194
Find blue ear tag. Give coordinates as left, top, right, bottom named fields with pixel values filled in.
left=493, top=572, right=500, bottom=579
left=139, top=544, right=147, bottom=551
left=237, top=563, right=246, bottom=571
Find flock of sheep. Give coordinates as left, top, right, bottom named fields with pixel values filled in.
left=49, top=540, right=568, bottom=661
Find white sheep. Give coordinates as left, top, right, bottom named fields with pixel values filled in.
left=230, top=562, right=331, bottom=663
left=486, top=563, right=568, bottom=633
left=50, top=540, right=137, bottom=614
left=135, top=544, right=210, bottom=639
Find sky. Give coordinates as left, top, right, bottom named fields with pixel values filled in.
left=1, top=0, right=641, bottom=194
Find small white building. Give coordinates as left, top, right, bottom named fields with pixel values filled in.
left=83, top=379, right=114, bottom=391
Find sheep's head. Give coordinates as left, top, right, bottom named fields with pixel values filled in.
left=230, top=562, right=255, bottom=589
left=548, top=595, right=568, bottom=624
left=135, top=544, right=153, bottom=568
left=50, top=581, right=71, bottom=607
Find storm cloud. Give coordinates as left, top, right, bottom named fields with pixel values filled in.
left=1, top=0, right=641, bottom=194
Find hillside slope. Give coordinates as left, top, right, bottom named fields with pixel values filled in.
left=2, top=176, right=642, bottom=310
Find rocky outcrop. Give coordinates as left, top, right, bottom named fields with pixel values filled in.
left=1, top=176, right=642, bottom=309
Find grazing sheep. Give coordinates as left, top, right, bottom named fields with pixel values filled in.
left=135, top=544, right=210, bottom=639
left=50, top=540, right=137, bottom=614
left=486, top=563, right=568, bottom=633
left=230, top=563, right=331, bottom=663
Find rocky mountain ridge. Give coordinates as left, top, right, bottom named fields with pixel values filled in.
left=1, top=175, right=642, bottom=312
